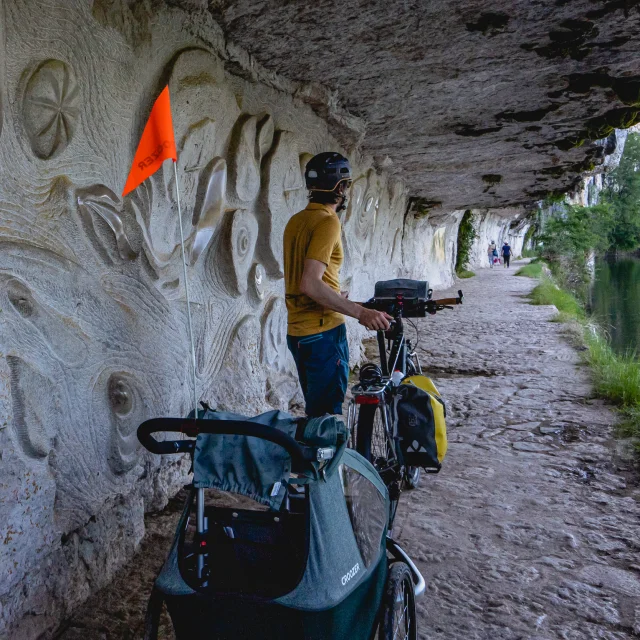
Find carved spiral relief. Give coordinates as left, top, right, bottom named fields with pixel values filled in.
left=260, top=297, right=289, bottom=374
left=98, top=370, right=147, bottom=475
left=354, top=172, right=380, bottom=257
left=229, top=209, right=258, bottom=295
left=230, top=115, right=261, bottom=203
left=190, top=156, right=227, bottom=266
left=77, top=185, right=139, bottom=262
left=7, top=356, right=57, bottom=460
left=23, top=60, right=79, bottom=159
left=358, top=193, right=378, bottom=242
left=344, top=176, right=366, bottom=226
left=261, top=131, right=308, bottom=276
left=249, top=263, right=266, bottom=301
left=256, top=114, right=275, bottom=159
left=3, top=276, right=88, bottom=367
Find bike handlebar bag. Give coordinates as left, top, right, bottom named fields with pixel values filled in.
left=393, top=375, right=447, bottom=471
left=373, top=279, right=428, bottom=300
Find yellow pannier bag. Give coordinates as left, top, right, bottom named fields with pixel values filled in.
left=397, top=375, right=447, bottom=468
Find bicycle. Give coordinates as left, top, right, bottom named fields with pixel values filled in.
left=346, top=279, right=463, bottom=529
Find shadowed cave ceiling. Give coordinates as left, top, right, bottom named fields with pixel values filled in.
left=210, top=0, right=640, bottom=210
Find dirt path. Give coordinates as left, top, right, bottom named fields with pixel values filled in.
left=56, top=261, right=639, bottom=640
left=393, top=261, right=640, bottom=639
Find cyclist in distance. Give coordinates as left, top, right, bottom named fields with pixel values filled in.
left=284, top=152, right=391, bottom=417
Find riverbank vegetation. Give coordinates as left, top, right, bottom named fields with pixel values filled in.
left=517, top=134, right=640, bottom=448
left=518, top=262, right=640, bottom=449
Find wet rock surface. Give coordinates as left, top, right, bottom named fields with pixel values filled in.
left=212, top=1, right=640, bottom=209
left=56, top=262, right=639, bottom=639
left=393, top=263, right=640, bottom=639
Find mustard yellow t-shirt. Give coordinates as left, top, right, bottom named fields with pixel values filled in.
left=283, top=203, right=344, bottom=336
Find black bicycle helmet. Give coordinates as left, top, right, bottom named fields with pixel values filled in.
left=305, top=152, right=352, bottom=192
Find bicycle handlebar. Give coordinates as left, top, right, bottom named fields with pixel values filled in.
left=137, top=418, right=323, bottom=468
left=430, top=294, right=463, bottom=308
left=362, top=289, right=463, bottom=317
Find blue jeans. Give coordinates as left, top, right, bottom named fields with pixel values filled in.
left=287, top=324, right=349, bottom=416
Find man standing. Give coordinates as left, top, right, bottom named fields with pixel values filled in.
left=502, top=241, right=512, bottom=268
left=284, top=152, right=391, bottom=417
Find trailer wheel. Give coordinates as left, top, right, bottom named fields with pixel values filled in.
left=379, top=561, right=417, bottom=640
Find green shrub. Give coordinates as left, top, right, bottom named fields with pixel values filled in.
left=521, top=248, right=537, bottom=258
left=456, top=269, right=476, bottom=279
left=455, top=210, right=477, bottom=273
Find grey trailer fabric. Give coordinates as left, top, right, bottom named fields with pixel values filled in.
left=295, top=414, right=350, bottom=482
left=276, top=448, right=388, bottom=611
left=193, top=409, right=297, bottom=509
left=154, top=448, right=388, bottom=613
left=299, top=414, right=348, bottom=449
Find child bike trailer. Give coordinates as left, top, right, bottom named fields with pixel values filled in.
left=137, top=409, right=424, bottom=640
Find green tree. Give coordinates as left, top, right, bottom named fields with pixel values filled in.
left=603, top=132, right=640, bottom=251
left=539, top=204, right=613, bottom=261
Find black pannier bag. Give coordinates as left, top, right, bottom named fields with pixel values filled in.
left=374, top=279, right=428, bottom=301
left=394, top=379, right=447, bottom=471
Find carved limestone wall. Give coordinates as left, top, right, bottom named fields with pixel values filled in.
left=0, top=2, right=464, bottom=637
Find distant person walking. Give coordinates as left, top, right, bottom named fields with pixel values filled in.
left=488, top=241, right=497, bottom=268
left=502, top=241, right=512, bottom=268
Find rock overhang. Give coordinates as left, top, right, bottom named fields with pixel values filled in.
left=209, top=0, right=640, bottom=210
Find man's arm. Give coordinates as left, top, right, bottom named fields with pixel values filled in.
left=300, top=259, right=391, bottom=331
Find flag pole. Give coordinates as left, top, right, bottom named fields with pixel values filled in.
left=173, top=160, right=199, bottom=420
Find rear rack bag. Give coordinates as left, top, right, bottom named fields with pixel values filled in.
left=395, top=375, right=447, bottom=470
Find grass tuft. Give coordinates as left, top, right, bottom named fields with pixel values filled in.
left=584, top=331, right=640, bottom=407
left=456, top=269, right=476, bottom=279
left=529, top=277, right=585, bottom=319
left=516, top=262, right=544, bottom=278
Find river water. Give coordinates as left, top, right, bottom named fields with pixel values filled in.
left=589, top=255, right=640, bottom=356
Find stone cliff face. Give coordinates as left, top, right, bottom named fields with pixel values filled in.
left=212, top=0, right=640, bottom=210
left=0, top=1, right=636, bottom=638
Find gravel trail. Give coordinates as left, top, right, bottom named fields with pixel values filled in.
left=393, top=262, right=640, bottom=640
left=56, top=262, right=639, bottom=640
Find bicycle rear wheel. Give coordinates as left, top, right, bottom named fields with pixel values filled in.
left=355, top=404, right=390, bottom=465
left=355, top=405, right=399, bottom=528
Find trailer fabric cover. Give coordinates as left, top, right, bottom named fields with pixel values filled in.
left=276, top=449, right=388, bottom=611
left=193, top=409, right=297, bottom=509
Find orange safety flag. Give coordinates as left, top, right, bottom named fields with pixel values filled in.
left=122, top=85, right=177, bottom=197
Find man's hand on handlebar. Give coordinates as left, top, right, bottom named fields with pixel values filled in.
left=358, top=306, right=393, bottom=331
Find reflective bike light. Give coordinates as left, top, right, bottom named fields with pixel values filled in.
left=355, top=396, right=380, bottom=405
